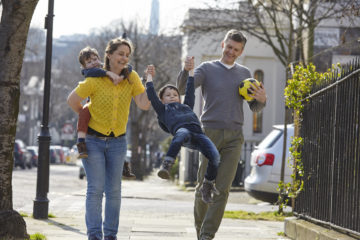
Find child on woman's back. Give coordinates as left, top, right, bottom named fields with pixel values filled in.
left=76, top=46, right=135, bottom=179
left=145, top=62, right=220, bottom=204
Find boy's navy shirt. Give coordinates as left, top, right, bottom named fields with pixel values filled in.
left=146, top=76, right=202, bottom=135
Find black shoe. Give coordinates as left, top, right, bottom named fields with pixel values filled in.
left=77, top=142, right=88, bottom=159
left=157, top=160, right=173, bottom=179
left=200, top=234, right=213, bottom=240
left=200, top=179, right=220, bottom=204
left=122, top=161, right=136, bottom=180
left=104, top=236, right=117, bottom=240
left=88, top=235, right=101, bottom=240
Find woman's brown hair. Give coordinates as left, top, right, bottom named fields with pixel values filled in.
left=104, top=38, right=134, bottom=82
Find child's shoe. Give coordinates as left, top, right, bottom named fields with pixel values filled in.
left=122, top=162, right=136, bottom=180
left=200, top=179, right=220, bottom=204
left=77, top=142, right=88, bottom=159
left=157, top=160, right=173, bottom=179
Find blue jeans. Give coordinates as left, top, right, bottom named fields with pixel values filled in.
left=83, top=134, right=127, bottom=239
left=166, top=128, right=219, bottom=181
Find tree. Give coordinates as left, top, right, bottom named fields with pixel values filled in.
left=182, top=0, right=359, bottom=212
left=0, top=0, right=39, bottom=239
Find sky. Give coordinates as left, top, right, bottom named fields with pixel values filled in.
left=30, top=0, right=209, bottom=38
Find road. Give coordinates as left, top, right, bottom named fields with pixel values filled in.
left=12, top=164, right=289, bottom=239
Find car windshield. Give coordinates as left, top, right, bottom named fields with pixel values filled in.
left=257, top=128, right=282, bottom=149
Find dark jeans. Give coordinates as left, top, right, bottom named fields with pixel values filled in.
left=166, top=127, right=219, bottom=181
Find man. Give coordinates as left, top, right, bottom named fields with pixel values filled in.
left=176, top=29, right=267, bottom=240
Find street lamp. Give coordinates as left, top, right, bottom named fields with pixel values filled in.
left=33, top=0, right=54, bottom=219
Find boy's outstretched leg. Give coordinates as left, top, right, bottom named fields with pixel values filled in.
left=157, top=128, right=191, bottom=179
left=157, top=157, right=174, bottom=179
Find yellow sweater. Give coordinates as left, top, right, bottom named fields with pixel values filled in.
left=75, top=71, right=145, bottom=136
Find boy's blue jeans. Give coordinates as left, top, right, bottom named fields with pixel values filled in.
left=166, top=127, right=219, bottom=181
left=82, top=134, right=127, bottom=239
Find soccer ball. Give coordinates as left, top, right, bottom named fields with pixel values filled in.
left=239, top=78, right=260, bottom=101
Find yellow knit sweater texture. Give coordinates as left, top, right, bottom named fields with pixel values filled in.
left=75, top=71, right=145, bottom=136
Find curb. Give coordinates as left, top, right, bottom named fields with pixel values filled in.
left=284, top=217, right=358, bottom=240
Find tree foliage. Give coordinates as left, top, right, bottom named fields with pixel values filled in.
left=184, top=0, right=359, bottom=65
left=279, top=62, right=340, bottom=212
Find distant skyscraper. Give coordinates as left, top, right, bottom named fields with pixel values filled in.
left=149, top=0, right=159, bottom=35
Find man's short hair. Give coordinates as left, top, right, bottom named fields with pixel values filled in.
left=78, top=46, right=100, bottom=67
left=224, top=29, right=247, bottom=47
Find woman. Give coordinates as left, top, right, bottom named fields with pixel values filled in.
left=67, top=38, right=150, bottom=240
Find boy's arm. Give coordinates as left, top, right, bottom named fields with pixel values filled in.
left=83, top=67, right=124, bottom=85
left=145, top=77, right=165, bottom=116
left=82, top=68, right=107, bottom=78
left=183, top=79, right=195, bottom=110
left=183, top=65, right=195, bottom=109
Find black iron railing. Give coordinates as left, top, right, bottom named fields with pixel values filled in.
left=294, top=58, right=360, bottom=238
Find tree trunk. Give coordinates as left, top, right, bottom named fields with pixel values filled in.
left=130, top=119, right=144, bottom=180
left=0, top=0, right=38, bottom=239
left=307, top=6, right=316, bottom=63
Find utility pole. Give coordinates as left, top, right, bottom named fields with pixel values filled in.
left=33, top=0, right=54, bottom=219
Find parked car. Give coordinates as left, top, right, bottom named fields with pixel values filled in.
left=52, top=145, right=65, bottom=163
left=49, top=147, right=59, bottom=164
left=13, top=139, right=32, bottom=169
left=244, top=124, right=294, bottom=203
left=61, top=146, right=72, bottom=164
left=69, top=144, right=79, bottom=163
left=26, top=146, right=39, bottom=167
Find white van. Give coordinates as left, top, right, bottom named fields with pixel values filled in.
left=244, top=124, right=294, bottom=203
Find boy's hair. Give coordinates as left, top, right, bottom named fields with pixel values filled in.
left=223, top=29, right=247, bottom=48
left=78, top=46, right=100, bottom=67
left=158, top=84, right=180, bottom=100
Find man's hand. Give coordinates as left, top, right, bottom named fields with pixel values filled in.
left=184, top=56, right=194, bottom=71
left=249, top=82, right=267, bottom=104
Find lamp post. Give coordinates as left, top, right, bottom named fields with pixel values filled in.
left=33, top=0, right=54, bottom=219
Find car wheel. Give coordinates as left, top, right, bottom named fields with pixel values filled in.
left=20, top=161, right=26, bottom=170
left=27, top=162, right=32, bottom=169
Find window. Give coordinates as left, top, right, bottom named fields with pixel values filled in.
left=253, top=70, right=264, bottom=133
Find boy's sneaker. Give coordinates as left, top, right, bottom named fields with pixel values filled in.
left=200, top=179, right=220, bottom=204
left=157, top=161, right=173, bottom=179
left=77, top=142, right=88, bottom=159
left=122, top=162, right=136, bottom=180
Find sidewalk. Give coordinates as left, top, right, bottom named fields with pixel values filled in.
left=24, top=171, right=290, bottom=240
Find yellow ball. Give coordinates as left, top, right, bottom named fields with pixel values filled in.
left=239, top=78, right=260, bottom=101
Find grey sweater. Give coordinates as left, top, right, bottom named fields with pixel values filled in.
left=176, top=60, right=266, bottom=130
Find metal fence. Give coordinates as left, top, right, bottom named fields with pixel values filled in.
left=294, top=58, right=360, bottom=238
